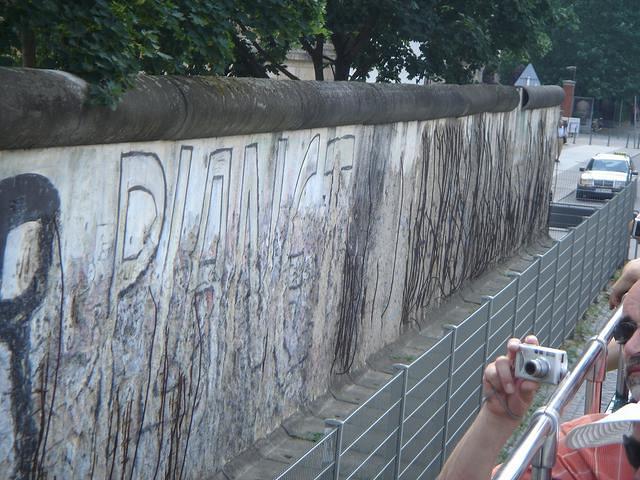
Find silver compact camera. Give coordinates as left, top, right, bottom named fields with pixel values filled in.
left=515, top=344, right=568, bottom=385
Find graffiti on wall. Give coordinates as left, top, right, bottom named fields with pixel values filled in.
left=401, top=113, right=553, bottom=325
left=0, top=131, right=363, bottom=478
left=0, top=109, right=556, bottom=478
left=0, top=174, right=61, bottom=479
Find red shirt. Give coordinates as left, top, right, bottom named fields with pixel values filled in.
left=494, top=414, right=634, bottom=479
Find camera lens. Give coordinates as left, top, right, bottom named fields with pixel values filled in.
left=524, top=359, right=549, bottom=378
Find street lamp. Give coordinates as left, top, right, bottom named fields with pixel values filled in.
left=565, top=66, right=577, bottom=82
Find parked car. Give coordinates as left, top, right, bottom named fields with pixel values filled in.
left=576, top=152, right=637, bottom=200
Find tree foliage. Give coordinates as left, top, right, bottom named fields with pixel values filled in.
left=528, top=0, right=640, bottom=100
left=0, top=0, right=324, bottom=104
left=1, top=0, right=570, bottom=104
left=303, top=0, right=566, bottom=83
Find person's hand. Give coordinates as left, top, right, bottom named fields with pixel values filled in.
left=481, top=335, right=540, bottom=422
left=610, top=259, right=640, bottom=309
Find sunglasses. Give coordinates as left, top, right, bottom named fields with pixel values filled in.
left=614, top=316, right=639, bottom=344
left=624, top=434, right=640, bottom=469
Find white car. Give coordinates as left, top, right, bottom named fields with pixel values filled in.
left=576, top=152, right=637, bottom=200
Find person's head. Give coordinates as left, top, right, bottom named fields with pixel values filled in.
left=619, top=281, right=640, bottom=398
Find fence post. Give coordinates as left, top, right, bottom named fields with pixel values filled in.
left=613, top=192, right=623, bottom=270
left=532, top=255, right=543, bottom=335
left=607, top=195, right=616, bottom=275
left=624, top=187, right=631, bottom=261
left=440, top=326, right=457, bottom=467
left=481, top=296, right=494, bottom=370
left=585, top=211, right=598, bottom=306
left=393, top=364, right=410, bottom=479
left=627, top=184, right=636, bottom=262
left=609, top=189, right=629, bottom=264
left=592, top=208, right=602, bottom=294
left=506, top=272, right=520, bottom=337
left=595, top=207, right=604, bottom=293
left=577, top=220, right=588, bottom=324
left=325, top=419, right=344, bottom=480
left=616, top=190, right=623, bottom=264
left=609, top=199, right=614, bottom=273
left=591, top=210, right=600, bottom=297
left=632, top=185, right=637, bottom=261
left=549, top=244, right=560, bottom=347
left=563, top=229, right=576, bottom=342
left=616, top=189, right=623, bottom=262
left=604, top=201, right=611, bottom=278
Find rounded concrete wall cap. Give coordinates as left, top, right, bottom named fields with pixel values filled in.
left=520, top=85, right=565, bottom=110
left=0, top=67, right=559, bottom=150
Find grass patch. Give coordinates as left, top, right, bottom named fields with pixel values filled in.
left=308, top=431, right=325, bottom=443
left=390, top=354, right=417, bottom=364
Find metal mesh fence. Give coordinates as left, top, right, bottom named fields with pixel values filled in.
left=275, top=182, right=635, bottom=480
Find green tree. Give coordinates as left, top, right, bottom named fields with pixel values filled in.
left=0, top=0, right=569, bottom=104
left=301, top=0, right=566, bottom=83
left=0, top=0, right=324, bottom=104
left=530, top=0, right=640, bottom=100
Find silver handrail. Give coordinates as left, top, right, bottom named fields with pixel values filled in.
left=494, top=307, right=625, bottom=480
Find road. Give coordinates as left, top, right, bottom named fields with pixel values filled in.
left=549, top=133, right=640, bottom=258
left=552, top=134, right=640, bottom=211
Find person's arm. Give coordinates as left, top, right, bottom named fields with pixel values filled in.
left=437, top=337, right=540, bottom=480
left=437, top=407, right=521, bottom=480
left=610, top=259, right=640, bottom=309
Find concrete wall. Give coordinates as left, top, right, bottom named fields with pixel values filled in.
left=0, top=69, right=562, bottom=478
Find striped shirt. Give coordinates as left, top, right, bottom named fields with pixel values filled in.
left=494, top=414, right=634, bottom=479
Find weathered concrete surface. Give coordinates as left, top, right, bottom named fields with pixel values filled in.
left=0, top=68, right=562, bottom=150
left=521, top=85, right=565, bottom=110
left=226, top=240, right=555, bottom=478
left=0, top=73, right=561, bottom=478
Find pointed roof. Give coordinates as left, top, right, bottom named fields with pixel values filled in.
left=514, top=64, right=541, bottom=86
